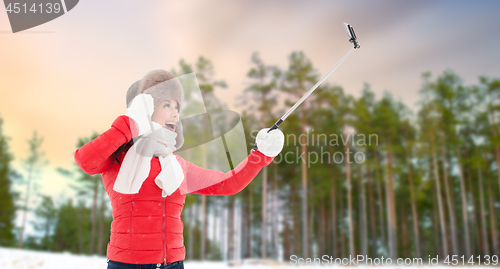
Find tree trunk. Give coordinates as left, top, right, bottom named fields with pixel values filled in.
left=466, top=169, right=478, bottom=256
left=44, top=214, right=50, bottom=249
left=77, top=204, right=83, bottom=254
left=291, top=184, right=301, bottom=256
left=201, top=195, right=207, bottom=260
left=487, top=172, right=499, bottom=255
left=185, top=149, right=194, bottom=259
left=90, top=178, right=98, bottom=254
left=261, top=166, right=268, bottom=258
left=366, top=164, right=377, bottom=258
left=18, top=163, right=33, bottom=248
left=201, top=117, right=208, bottom=260
left=331, top=170, right=337, bottom=258
left=283, top=218, right=290, bottom=260
left=228, top=196, right=235, bottom=260
left=478, top=168, right=489, bottom=255
left=360, top=166, right=367, bottom=256
left=309, top=200, right=314, bottom=256
left=221, top=198, right=227, bottom=260
left=98, top=185, right=105, bottom=255
left=405, top=149, right=421, bottom=258
left=339, top=178, right=346, bottom=257
left=261, top=101, right=268, bottom=259
left=212, top=198, right=217, bottom=260
left=431, top=139, right=449, bottom=257
left=241, top=194, right=248, bottom=258
left=440, top=142, right=458, bottom=255
left=345, top=134, right=354, bottom=256
left=188, top=203, right=194, bottom=260
left=300, top=104, right=308, bottom=258
left=431, top=180, right=441, bottom=257
left=272, top=163, right=279, bottom=259
left=320, top=201, right=326, bottom=256
left=385, top=150, right=397, bottom=260
left=455, top=148, right=470, bottom=257
left=247, top=188, right=253, bottom=258
left=401, top=205, right=409, bottom=258
left=488, top=111, right=500, bottom=202
left=374, top=150, right=386, bottom=256
left=235, top=199, right=242, bottom=260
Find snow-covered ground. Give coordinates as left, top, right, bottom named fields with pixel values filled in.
left=0, top=247, right=492, bottom=268
left=0, top=247, right=292, bottom=269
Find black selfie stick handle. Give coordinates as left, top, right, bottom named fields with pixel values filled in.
left=252, top=119, right=283, bottom=151
left=346, top=24, right=360, bottom=49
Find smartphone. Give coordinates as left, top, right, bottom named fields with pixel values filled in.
left=343, top=22, right=360, bottom=49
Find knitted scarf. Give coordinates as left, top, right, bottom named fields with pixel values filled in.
left=113, top=123, right=184, bottom=197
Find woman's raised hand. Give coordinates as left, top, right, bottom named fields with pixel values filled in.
left=255, top=128, right=285, bottom=157
left=125, top=94, right=154, bottom=136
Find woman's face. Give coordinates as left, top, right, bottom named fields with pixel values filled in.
left=151, top=99, right=179, bottom=132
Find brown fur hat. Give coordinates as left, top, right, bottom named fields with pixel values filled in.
left=125, top=69, right=184, bottom=150
left=139, top=69, right=183, bottom=110
left=126, top=80, right=140, bottom=108
left=126, top=70, right=184, bottom=110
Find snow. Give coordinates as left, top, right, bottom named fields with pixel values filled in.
left=0, top=247, right=291, bottom=269
left=0, top=247, right=491, bottom=268
left=0, top=247, right=105, bottom=269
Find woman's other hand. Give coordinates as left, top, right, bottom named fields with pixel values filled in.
left=255, top=128, right=285, bottom=157
left=125, top=94, right=154, bottom=136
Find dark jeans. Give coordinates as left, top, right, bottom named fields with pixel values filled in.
left=107, top=259, right=184, bottom=269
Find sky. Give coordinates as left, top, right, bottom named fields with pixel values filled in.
left=1, top=0, right=500, bottom=230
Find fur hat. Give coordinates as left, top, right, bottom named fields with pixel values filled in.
left=141, top=70, right=183, bottom=110
left=126, top=70, right=184, bottom=110
left=126, top=69, right=184, bottom=150
left=126, top=80, right=140, bottom=108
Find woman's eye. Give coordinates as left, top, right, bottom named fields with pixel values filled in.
left=164, top=104, right=170, bottom=108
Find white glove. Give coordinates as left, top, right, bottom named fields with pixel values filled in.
left=256, top=128, right=284, bottom=157
left=125, top=94, right=154, bottom=136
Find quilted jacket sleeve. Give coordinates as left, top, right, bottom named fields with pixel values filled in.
left=74, top=115, right=138, bottom=175
left=186, top=149, right=274, bottom=196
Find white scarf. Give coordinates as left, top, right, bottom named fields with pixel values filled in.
left=113, top=122, right=185, bottom=197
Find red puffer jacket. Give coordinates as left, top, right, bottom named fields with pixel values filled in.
left=74, top=115, right=273, bottom=264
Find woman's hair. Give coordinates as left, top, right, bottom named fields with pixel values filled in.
left=111, top=139, right=134, bottom=163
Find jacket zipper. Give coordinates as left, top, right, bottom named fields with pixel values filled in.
left=130, top=201, right=134, bottom=247
left=162, top=197, right=167, bottom=265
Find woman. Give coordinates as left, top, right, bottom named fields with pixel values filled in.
left=74, top=69, right=284, bottom=269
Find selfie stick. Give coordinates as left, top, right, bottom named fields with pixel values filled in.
left=253, top=22, right=360, bottom=150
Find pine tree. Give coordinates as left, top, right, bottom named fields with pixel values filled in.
left=52, top=199, right=92, bottom=253
left=373, top=93, right=403, bottom=260
left=60, top=133, right=105, bottom=255
left=32, top=195, right=57, bottom=250
left=244, top=52, right=281, bottom=258
left=173, top=56, right=227, bottom=260
left=352, top=85, right=380, bottom=257
left=18, top=131, right=46, bottom=248
left=282, top=51, right=318, bottom=258
left=0, top=116, right=17, bottom=246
